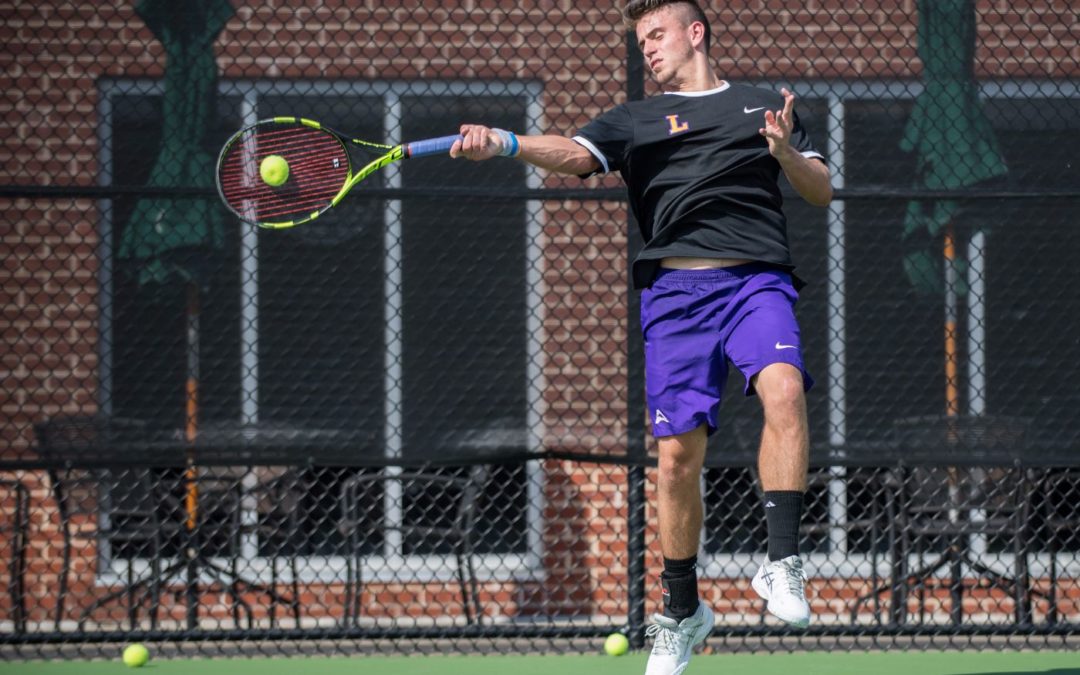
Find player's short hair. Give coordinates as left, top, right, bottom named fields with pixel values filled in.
left=623, top=0, right=711, bottom=52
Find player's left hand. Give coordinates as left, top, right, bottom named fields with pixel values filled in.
left=760, top=88, right=796, bottom=158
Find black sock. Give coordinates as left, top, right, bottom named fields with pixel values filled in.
left=763, top=491, right=804, bottom=561
left=660, top=555, right=699, bottom=621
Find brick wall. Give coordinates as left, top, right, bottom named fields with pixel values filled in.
left=1, top=0, right=1076, bottom=630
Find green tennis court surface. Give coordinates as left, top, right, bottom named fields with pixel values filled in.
left=3, top=651, right=1079, bottom=675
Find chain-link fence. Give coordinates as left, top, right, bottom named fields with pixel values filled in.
left=2, top=0, right=1079, bottom=659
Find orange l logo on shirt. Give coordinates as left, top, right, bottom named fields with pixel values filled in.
left=666, top=114, right=689, bottom=135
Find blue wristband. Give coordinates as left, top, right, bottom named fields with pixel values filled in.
left=493, top=128, right=520, bottom=157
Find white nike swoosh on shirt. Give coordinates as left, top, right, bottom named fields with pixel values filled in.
left=775, top=341, right=798, bottom=350
left=744, top=106, right=766, bottom=114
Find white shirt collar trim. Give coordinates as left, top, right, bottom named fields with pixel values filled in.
left=664, top=81, right=731, bottom=97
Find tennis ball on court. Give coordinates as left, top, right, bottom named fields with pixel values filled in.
left=122, top=643, right=149, bottom=668
left=604, top=632, right=629, bottom=656
left=260, top=154, right=290, bottom=186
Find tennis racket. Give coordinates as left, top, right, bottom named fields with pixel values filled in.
left=215, top=116, right=461, bottom=229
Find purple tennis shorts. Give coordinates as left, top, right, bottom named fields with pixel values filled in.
left=640, top=263, right=813, bottom=438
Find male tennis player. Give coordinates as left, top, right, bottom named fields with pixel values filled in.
left=452, top=1, right=831, bottom=672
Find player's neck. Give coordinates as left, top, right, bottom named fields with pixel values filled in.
left=663, top=60, right=723, bottom=93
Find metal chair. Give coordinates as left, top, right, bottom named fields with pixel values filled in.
left=34, top=416, right=165, bottom=629
left=58, top=466, right=180, bottom=630
left=850, top=415, right=1039, bottom=626
left=890, top=465, right=1035, bottom=625
left=338, top=464, right=489, bottom=626
left=231, top=469, right=305, bottom=628
left=835, top=467, right=910, bottom=625
left=1038, top=469, right=1080, bottom=626
left=0, top=480, right=29, bottom=634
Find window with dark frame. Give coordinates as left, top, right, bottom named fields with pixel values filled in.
left=104, top=84, right=533, bottom=563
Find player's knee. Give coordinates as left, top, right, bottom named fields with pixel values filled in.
left=656, top=457, right=699, bottom=493
left=656, top=433, right=706, bottom=486
left=757, top=365, right=806, bottom=414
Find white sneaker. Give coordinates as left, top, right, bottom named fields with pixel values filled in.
left=644, top=601, right=714, bottom=675
left=751, top=555, right=811, bottom=627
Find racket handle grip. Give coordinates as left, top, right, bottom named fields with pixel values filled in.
left=405, top=135, right=462, bottom=158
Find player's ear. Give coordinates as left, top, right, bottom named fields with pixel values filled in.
left=689, top=21, right=706, bottom=48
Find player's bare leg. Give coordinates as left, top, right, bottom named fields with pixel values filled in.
left=657, top=426, right=708, bottom=561
left=756, top=363, right=809, bottom=492
left=751, top=363, right=812, bottom=626
left=646, top=425, right=714, bottom=675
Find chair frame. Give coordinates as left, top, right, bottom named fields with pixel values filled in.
left=889, top=465, right=1035, bottom=626
left=1, top=480, right=29, bottom=634
left=338, top=464, right=489, bottom=626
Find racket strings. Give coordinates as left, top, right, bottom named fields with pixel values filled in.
left=218, top=125, right=354, bottom=221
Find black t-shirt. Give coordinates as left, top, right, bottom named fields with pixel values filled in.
left=572, top=82, right=824, bottom=289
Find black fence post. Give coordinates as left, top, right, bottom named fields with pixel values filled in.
left=625, top=27, right=649, bottom=651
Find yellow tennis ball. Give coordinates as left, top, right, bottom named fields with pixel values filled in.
left=260, top=154, right=289, bottom=186
left=604, top=632, right=629, bottom=656
left=122, top=643, right=150, bottom=668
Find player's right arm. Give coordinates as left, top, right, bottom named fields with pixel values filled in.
left=518, top=135, right=601, bottom=175
left=451, top=124, right=600, bottom=176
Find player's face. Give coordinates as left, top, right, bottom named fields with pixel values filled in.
left=636, top=7, right=698, bottom=86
